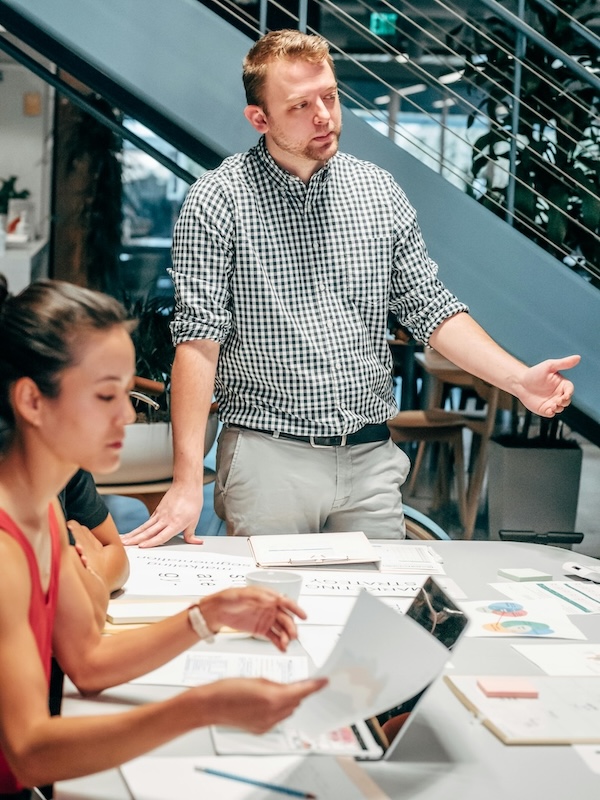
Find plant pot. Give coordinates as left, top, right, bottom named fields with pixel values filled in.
left=487, top=439, right=582, bottom=540
left=94, top=412, right=219, bottom=486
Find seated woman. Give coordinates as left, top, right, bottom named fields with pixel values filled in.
left=0, top=279, right=326, bottom=796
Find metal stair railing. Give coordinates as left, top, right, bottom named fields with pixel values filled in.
left=313, top=0, right=600, bottom=284
left=212, top=0, right=600, bottom=285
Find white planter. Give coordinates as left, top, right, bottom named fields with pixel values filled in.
left=487, top=440, right=582, bottom=540
left=95, top=412, right=219, bottom=486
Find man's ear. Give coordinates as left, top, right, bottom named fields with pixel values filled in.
left=244, top=105, right=269, bottom=134
left=11, top=377, right=44, bottom=426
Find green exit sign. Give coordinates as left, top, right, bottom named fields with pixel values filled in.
left=370, top=12, right=398, bottom=37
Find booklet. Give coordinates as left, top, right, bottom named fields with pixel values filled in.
left=445, top=674, right=600, bottom=744
left=249, top=531, right=380, bottom=567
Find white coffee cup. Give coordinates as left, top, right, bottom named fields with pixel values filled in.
left=245, top=569, right=303, bottom=603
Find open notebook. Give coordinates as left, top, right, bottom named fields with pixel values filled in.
left=212, top=576, right=469, bottom=760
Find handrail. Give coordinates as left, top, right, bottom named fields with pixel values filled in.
left=313, top=0, right=600, bottom=276
left=312, top=0, right=600, bottom=282
left=0, top=0, right=222, bottom=171
left=2, top=0, right=598, bottom=283
left=509, top=0, right=600, bottom=52
left=0, top=35, right=197, bottom=186
left=477, top=0, right=600, bottom=93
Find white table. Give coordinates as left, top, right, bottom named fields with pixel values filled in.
left=57, top=539, right=600, bottom=799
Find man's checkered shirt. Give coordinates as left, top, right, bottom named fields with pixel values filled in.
left=170, top=137, right=467, bottom=436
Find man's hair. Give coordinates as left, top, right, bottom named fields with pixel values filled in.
left=243, top=29, right=335, bottom=108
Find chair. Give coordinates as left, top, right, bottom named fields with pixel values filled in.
left=404, top=503, right=451, bottom=540
left=460, top=377, right=502, bottom=538
left=392, top=350, right=505, bottom=540
left=387, top=408, right=468, bottom=530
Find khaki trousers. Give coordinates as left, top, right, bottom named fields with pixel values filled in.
left=214, top=427, right=410, bottom=539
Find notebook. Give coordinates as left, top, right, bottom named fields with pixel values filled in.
left=212, top=576, right=469, bottom=760
left=248, top=531, right=380, bottom=567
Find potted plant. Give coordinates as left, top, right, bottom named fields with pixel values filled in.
left=94, top=294, right=218, bottom=485
left=487, top=396, right=582, bottom=540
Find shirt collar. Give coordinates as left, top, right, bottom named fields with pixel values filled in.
left=253, top=135, right=332, bottom=195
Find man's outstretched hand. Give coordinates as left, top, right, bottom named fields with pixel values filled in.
left=515, top=354, right=580, bottom=417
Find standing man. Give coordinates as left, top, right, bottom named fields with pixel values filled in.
left=122, top=30, right=579, bottom=547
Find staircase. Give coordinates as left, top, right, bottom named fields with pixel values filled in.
left=1, top=0, right=599, bottom=442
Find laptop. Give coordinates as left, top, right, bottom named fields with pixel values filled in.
left=211, top=576, right=469, bottom=760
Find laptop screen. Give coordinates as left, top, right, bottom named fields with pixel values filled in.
left=356, top=576, right=469, bottom=759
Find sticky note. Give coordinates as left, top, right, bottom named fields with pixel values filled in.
left=477, top=677, right=539, bottom=698
left=497, top=567, right=552, bottom=582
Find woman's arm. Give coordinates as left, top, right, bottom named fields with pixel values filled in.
left=67, top=515, right=129, bottom=593
left=53, top=543, right=306, bottom=693
left=0, top=532, right=326, bottom=788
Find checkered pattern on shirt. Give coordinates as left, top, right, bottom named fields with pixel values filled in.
left=170, top=137, right=467, bottom=436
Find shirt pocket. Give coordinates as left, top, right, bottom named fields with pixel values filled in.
left=345, top=236, right=393, bottom=313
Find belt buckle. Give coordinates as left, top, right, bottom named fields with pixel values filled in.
left=309, top=434, right=347, bottom=448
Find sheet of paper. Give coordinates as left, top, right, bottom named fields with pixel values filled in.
left=122, top=549, right=254, bottom=597
left=297, top=569, right=425, bottom=597
left=460, top=599, right=587, bottom=639
left=573, top=745, right=600, bottom=775
left=513, top=643, right=600, bottom=676
left=131, top=650, right=308, bottom=687
left=249, top=531, right=379, bottom=567
left=121, top=755, right=389, bottom=800
left=445, top=675, right=600, bottom=744
left=298, top=625, right=343, bottom=669
left=289, top=589, right=450, bottom=737
left=297, top=595, right=359, bottom=626
left=372, top=543, right=445, bottom=575
left=434, top=576, right=468, bottom=601
left=491, top=580, right=600, bottom=614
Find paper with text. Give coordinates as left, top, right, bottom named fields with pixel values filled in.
left=491, top=580, right=600, bottom=614
left=296, top=569, right=425, bottom=597
left=130, top=650, right=308, bottom=687
left=122, top=549, right=254, bottom=596
left=372, top=543, right=445, bottom=575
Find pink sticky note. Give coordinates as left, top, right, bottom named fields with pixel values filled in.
left=476, top=677, right=539, bottom=698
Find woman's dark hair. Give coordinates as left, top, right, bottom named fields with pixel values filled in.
left=0, top=277, right=131, bottom=452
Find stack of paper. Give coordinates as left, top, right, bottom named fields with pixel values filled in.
left=372, top=543, right=445, bottom=575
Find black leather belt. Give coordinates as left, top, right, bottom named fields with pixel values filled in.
left=236, top=423, right=390, bottom=447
